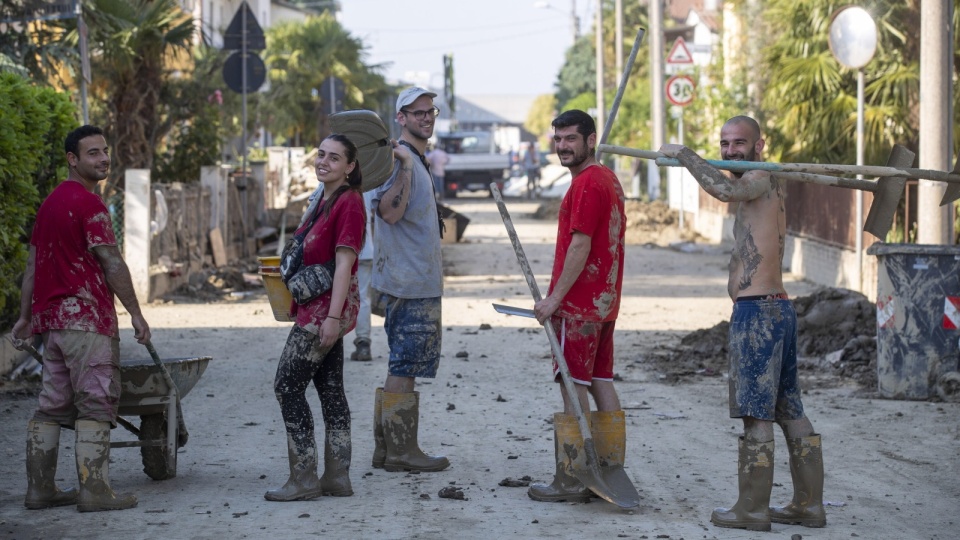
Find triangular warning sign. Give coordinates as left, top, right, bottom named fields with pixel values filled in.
left=223, top=1, right=265, bottom=51
left=666, top=37, right=693, bottom=64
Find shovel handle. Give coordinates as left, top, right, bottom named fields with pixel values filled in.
left=490, top=184, right=597, bottom=462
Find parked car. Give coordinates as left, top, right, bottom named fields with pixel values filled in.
left=437, top=131, right=510, bottom=198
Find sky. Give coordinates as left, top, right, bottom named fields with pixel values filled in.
left=338, top=0, right=591, bottom=97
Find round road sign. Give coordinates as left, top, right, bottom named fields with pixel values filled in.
left=665, top=74, right=695, bottom=107
left=223, top=51, right=266, bottom=94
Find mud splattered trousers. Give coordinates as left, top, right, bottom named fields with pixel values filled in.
left=33, top=330, right=121, bottom=427
left=274, top=325, right=350, bottom=441
left=728, top=298, right=805, bottom=421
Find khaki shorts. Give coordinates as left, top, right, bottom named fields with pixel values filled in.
left=34, top=330, right=121, bottom=427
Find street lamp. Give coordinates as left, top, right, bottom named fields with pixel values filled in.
left=829, top=6, right=877, bottom=291
left=533, top=1, right=579, bottom=42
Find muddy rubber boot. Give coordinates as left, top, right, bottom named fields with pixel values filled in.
left=75, top=420, right=137, bottom=512
left=319, top=430, right=353, bottom=496
left=24, top=420, right=78, bottom=509
left=770, top=434, right=826, bottom=527
left=264, top=432, right=323, bottom=502
left=527, top=413, right=592, bottom=503
left=590, top=410, right=626, bottom=467
left=710, top=437, right=774, bottom=531
left=350, top=338, right=372, bottom=362
left=372, top=388, right=385, bottom=468
left=381, top=391, right=450, bottom=472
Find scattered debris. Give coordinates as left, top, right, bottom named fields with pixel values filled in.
left=446, top=403, right=456, bottom=411
left=499, top=476, right=532, bottom=487
left=495, top=394, right=507, bottom=402
left=438, top=486, right=466, bottom=500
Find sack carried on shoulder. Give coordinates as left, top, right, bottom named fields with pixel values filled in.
left=286, top=259, right=337, bottom=305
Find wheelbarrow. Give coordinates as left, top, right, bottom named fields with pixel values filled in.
left=113, top=345, right=211, bottom=480
left=12, top=338, right=210, bottom=481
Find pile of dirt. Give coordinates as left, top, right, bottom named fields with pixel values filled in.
left=533, top=199, right=702, bottom=245
left=641, top=288, right=878, bottom=390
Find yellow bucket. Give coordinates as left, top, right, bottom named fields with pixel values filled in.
left=258, top=256, right=293, bottom=322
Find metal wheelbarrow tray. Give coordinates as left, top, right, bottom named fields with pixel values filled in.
left=114, top=356, right=212, bottom=481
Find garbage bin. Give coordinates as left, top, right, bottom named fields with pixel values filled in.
left=867, top=243, right=960, bottom=400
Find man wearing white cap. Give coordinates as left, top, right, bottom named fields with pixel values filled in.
left=369, top=86, right=449, bottom=472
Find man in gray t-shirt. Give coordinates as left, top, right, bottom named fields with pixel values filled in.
left=368, top=86, right=449, bottom=473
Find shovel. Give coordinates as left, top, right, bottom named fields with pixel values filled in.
left=598, top=143, right=916, bottom=238
left=490, top=184, right=641, bottom=510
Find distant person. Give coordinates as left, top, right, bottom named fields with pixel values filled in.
left=522, top=142, right=541, bottom=197
left=426, top=143, right=450, bottom=200
left=660, top=115, right=826, bottom=531
left=528, top=110, right=628, bottom=503
left=266, top=133, right=366, bottom=502
left=369, top=86, right=449, bottom=472
left=350, top=190, right=376, bottom=362
left=13, top=125, right=151, bottom=512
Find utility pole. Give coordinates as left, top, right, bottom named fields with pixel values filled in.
left=615, top=0, right=623, bottom=79
left=595, top=1, right=604, bottom=137
left=649, top=0, right=665, bottom=200
left=917, top=0, right=954, bottom=244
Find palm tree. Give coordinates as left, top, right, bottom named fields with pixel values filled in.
left=758, top=0, right=928, bottom=165
left=262, top=13, right=389, bottom=148
left=81, top=0, right=197, bottom=187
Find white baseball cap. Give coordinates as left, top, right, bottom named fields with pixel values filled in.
left=396, top=86, right=437, bottom=113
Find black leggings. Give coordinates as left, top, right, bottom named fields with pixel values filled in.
left=274, top=325, right=350, bottom=436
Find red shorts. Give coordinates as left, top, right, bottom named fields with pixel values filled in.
left=550, top=318, right=616, bottom=385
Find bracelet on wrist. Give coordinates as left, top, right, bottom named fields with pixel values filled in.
left=327, top=315, right=341, bottom=320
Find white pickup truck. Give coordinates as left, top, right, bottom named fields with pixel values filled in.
left=436, top=131, right=510, bottom=198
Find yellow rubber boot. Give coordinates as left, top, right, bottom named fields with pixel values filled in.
left=590, top=410, right=626, bottom=467
left=770, top=434, right=826, bottom=527
left=381, top=391, right=450, bottom=472
left=710, top=437, right=774, bottom=531
left=75, top=420, right=137, bottom=512
left=528, top=413, right=592, bottom=503
left=264, top=431, right=323, bottom=502
left=319, top=430, right=353, bottom=496
left=25, top=420, right=78, bottom=509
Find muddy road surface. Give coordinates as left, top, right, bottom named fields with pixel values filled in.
left=1, top=198, right=957, bottom=539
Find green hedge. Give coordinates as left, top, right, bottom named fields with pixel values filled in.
left=0, top=72, right=77, bottom=330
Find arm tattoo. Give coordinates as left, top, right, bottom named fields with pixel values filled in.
left=391, top=185, right=405, bottom=209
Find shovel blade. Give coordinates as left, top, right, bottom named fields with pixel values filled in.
left=864, top=144, right=915, bottom=239
left=569, top=438, right=641, bottom=510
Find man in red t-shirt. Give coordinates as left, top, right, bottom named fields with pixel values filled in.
left=12, top=125, right=151, bottom=513
left=529, top=110, right=628, bottom=503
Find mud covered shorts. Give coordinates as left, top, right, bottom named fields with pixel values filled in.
left=34, top=329, right=121, bottom=427
left=550, top=317, right=615, bottom=385
left=384, top=295, right=442, bottom=378
left=728, top=298, right=805, bottom=421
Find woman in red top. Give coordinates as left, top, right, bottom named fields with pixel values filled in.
left=265, top=134, right=366, bottom=502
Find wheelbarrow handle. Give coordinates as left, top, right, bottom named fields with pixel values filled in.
left=9, top=336, right=43, bottom=364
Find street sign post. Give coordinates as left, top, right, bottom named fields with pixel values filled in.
left=664, top=36, right=694, bottom=75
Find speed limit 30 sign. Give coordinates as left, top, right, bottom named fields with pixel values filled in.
left=666, top=74, right=696, bottom=107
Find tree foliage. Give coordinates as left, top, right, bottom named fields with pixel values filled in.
left=81, top=0, right=197, bottom=187
left=262, top=13, right=389, bottom=148
left=0, top=73, right=76, bottom=328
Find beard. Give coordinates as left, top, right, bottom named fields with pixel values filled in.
left=558, top=144, right=591, bottom=169
left=722, top=146, right=756, bottom=162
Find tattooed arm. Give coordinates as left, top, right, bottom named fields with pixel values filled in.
left=377, top=141, right=415, bottom=225
left=660, top=144, right=772, bottom=202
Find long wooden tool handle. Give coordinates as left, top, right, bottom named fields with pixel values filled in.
left=490, top=184, right=597, bottom=461
left=596, top=27, right=645, bottom=161
left=771, top=171, right=878, bottom=192
left=598, top=143, right=960, bottom=185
